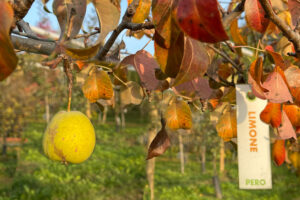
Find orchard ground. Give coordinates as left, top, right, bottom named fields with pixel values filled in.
left=0, top=118, right=299, bottom=200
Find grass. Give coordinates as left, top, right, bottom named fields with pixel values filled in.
left=0, top=121, right=299, bottom=200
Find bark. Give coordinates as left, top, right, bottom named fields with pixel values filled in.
left=86, top=99, right=92, bottom=119
left=219, top=140, right=225, bottom=174
left=114, top=86, right=121, bottom=132
left=179, top=133, right=185, bottom=174
left=201, top=144, right=206, bottom=174
left=102, top=106, right=108, bottom=124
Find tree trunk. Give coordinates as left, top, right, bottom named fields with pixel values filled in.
left=213, top=151, right=223, bottom=199
left=45, top=93, right=50, bottom=123
left=219, top=140, right=225, bottom=174
left=102, top=106, right=107, bottom=124
left=147, top=127, right=156, bottom=200
left=146, top=104, right=159, bottom=200
left=86, top=99, right=92, bottom=119
left=2, top=132, right=7, bottom=155
left=201, top=144, right=206, bottom=173
left=121, top=108, right=125, bottom=129
left=179, top=133, right=185, bottom=174
left=114, top=86, right=121, bottom=132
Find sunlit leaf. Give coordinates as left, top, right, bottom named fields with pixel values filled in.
left=277, top=110, right=297, bottom=140
left=248, top=57, right=266, bottom=99
left=230, top=19, right=247, bottom=45
left=82, top=69, right=114, bottom=102
left=53, top=0, right=87, bottom=39
left=64, top=43, right=101, bottom=60
left=245, top=0, right=270, bottom=33
left=154, top=32, right=184, bottom=78
left=265, top=48, right=289, bottom=70
left=152, top=0, right=180, bottom=48
left=147, top=119, right=170, bottom=160
left=120, top=81, right=144, bottom=106
left=0, top=2, right=18, bottom=81
left=216, top=108, right=237, bottom=142
left=129, top=0, right=151, bottom=23
left=172, top=36, right=210, bottom=86
left=262, top=66, right=293, bottom=103
left=284, top=65, right=300, bottom=105
left=283, top=104, right=300, bottom=127
left=272, top=140, right=285, bottom=166
left=165, top=99, right=192, bottom=130
left=260, top=102, right=282, bottom=128
left=175, top=0, right=228, bottom=43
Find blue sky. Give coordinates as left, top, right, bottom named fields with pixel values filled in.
left=23, top=0, right=155, bottom=55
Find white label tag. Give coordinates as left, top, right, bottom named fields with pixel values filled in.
left=236, top=84, right=272, bottom=189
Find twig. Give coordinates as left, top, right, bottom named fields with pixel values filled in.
left=207, top=45, right=243, bottom=74
left=258, top=0, right=300, bottom=58
left=73, top=30, right=100, bottom=39
left=95, top=0, right=154, bottom=60
left=223, top=0, right=246, bottom=28
left=12, top=30, right=56, bottom=42
left=16, top=20, right=37, bottom=36
left=63, top=59, right=73, bottom=112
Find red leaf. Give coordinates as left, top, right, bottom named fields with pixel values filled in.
left=284, top=65, right=300, bottom=105
left=277, top=110, right=297, bottom=140
left=248, top=57, right=267, bottom=99
left=288, top=0, right=300, bottom=28
left=265, top=48, right=289, bottom=70
left=175, top=0, right=228, bottom=43
left=272, top=140, right=285, bottom=166
left=173, top=36, right=210, bottom=86
left=121, top=51, right=160, bottom=91
left=147, top=119, right=170, bottom=160
left=0, top=2, right=18, bottom=81
left=173, top=77, right=213, bottom=99
left=260, top=102, right=282, bottom=128
left=245, top=0, right=270, bottom=33
left=262, top=67, right=293, bottom=103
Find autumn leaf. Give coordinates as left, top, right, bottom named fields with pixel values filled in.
left=0, top=2, right=18, bottom=81
left=147, top=118, right=170, bottom=160
left=230, top=18, right=247, bottom=45
left=248, top=57, right=267, bottom=99
left=262, top=66, right=293, bottom=103
left=172, top=36, right=210, bottom=86
left=265, top=48, right=289, bottom=70
left=154, top=32, right=184, bottom=78
left=152, top=0, right=180, bottom=48
left=216, top=108, right=237, bottom=142
left=53, top=0, right=87, bottom=40
left=245, top=0, right=270, bottom=33
left=165, top=99, right=192, bottom=130
left=129, top=0, right=151, bottom=23
left=277, top=110, right=297, bottom=140
left=272, top=140, right=285, bottom=166
left=284, top=65, right=300, bottom=105
left=122, top=50, right=160, bottom=91
left=288, top=0, right=300, bottom=28
left=82, top=69, right=114, bottom=102
left=175, top=0, right=228, bottom=43
left=64, top=43, right=101, bottom=60
left=260, top=102, right=282, bottom=128
left=173, top=77, right=213, bottom=99
left=289, top=151, right=300, bottom=170
left=120, top=81, right=144, bottom=106
left=282, top=104, right=300, bottom=127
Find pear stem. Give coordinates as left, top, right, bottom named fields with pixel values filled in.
left=63, top=59, right=73, bottom=112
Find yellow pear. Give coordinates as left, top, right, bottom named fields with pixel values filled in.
left=43, top=111, right=96, bottom=164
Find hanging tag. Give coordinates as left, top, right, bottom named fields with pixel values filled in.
left=236, top=84, right=272, bottom=189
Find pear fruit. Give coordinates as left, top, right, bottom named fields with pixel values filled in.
left=43, top=111, right=96, bottom=164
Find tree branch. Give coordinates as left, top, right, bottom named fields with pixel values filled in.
left=95, top=0, right=154, bottom=60
left=258, top=0, right=300, bottom=58
left=222, top=0, right=246, bottom=28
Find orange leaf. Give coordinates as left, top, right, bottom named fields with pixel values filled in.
left=282, top=104, right=300, bottom=127
left=265, top=48, right=289, bottom=70
left=230, top=19, right=247, bottom=45
left=175, top=0, right=228, bottom=43
left=248, top=57, right=266, bottom=99
left=260, top=102, right=282, bottom=128
left=82, top=69, right=113, bottom=102
left=128, top=0, right=151, bottom=23
left=0, top=2, right=18, bottom=81
left=284, top=65, right=300, bottom=105
left=165, top=100, right=192, bottom=130
left=216, top=108, right=237, bottom=142
left=272, top=140, right=285, bottom=166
